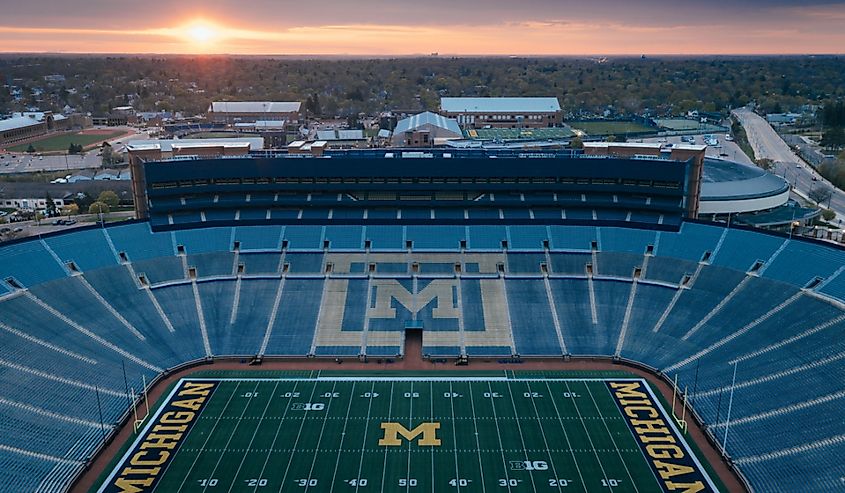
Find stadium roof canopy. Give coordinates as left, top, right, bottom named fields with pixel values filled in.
left=441, top=97, right=561, bottom=114
left=701, top=158, right=790, bottom=201
left=208, top=101, right=302, bottom=113
left=393, top=111, right=462, bottom=136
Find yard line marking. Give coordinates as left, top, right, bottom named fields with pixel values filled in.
left=485, top=381, right=513, bottom=493
left=379, top=382, right=396, bottom=493
left=564, top=380, right=613, bottom=492
left=328, top=382, right=358, bottom=493
left=224, top=381, right=281, bottom=493
left=350, top=382, right=377, bottom=493
left=585, top=382, right=639, bottom=493
left=448, top=382, right=463, bottom=493
left=539, top=382, right=587, bottom=489
left=504, top=380, right=537, bottom=491
left=303, top=381, right=341, bottom=493
left=525, top=381, right=563, bottom=493
left=405, top=381, right=414, bottom=493
left=202, top=381, right=263, bottom=493
left=430, top=381, right=436, bottom=493
left=278, top=380, right=323, bottom=492
left=466, top=382, right=488, bottom=493
left=172, top=381, right=243, bottom=492
left=252, top=381, right=301, bottom=493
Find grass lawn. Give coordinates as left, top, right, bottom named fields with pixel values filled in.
left=8, top=131, right=125, bottom=153
left=568, top=121, right=655, bottom=136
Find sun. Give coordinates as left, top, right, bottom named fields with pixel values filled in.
left=185, top=22, right=217, bottom=45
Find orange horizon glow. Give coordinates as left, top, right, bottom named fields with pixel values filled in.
left=2, top=6, right=845, bottom=56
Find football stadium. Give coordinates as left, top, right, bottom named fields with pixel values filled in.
left=1, top=146, right=845, bottom=493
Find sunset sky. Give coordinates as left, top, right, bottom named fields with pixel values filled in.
left=2, top=0, right=845, bottom=55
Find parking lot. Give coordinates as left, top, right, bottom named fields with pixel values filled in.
left=638, top=133, right=754, bottom=165
left=0, top=151, right=102, bottom=174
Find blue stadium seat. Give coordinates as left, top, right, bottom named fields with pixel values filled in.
left=0, top=241, right=68, bottom=287
left=1, top=220, right=845, bottom=493
left=106, top=222, right=174, bottom=261
left=44, top=228, right=119, bottom=271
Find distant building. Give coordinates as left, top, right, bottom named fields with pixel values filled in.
left=92, top=115, right=129, bottom=127
left=67, top=170, right=96, bottom=183
left=94, top=169, right=131, bottom=181
left=0, top=111, right=69, bottom=147
left=440, top=97, right=561, bottom=129
left=0, top=196, right=66, bottom=211
left=208, top=101, right=302, bottom=125
left=314, top=129, right=367, bottom=148
left=390, top=111, right=462, bottom=147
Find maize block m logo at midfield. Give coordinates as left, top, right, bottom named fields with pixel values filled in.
left=378, top=422, right=441, bottom=446
left=368, top=279, right=459, bottom=319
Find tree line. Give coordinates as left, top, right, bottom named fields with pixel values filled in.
left=1, top=55, right=844, bottom=119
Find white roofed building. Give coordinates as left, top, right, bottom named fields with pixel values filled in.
left=440, top=97, right=562, bottom=129
left=0, top=111, right=69, bottom=148
left=207, top=101, right=302, bottom=124
left=390, top=112, right=462, bottom=147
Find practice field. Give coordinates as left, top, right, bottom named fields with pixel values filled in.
left=567, top=121, right=655, bottom=137
left=464, top=128, right=575, bottom=140
left=7, top=130, right=125, bottom=152
left=98, top=376, right=720, bottom=492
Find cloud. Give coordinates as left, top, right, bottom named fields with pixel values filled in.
left=1, top=0, right=845, bottom=54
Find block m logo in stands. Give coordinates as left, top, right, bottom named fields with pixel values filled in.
left=368, top=279, right=459, bottom=320
left=378, top=422, right=441, bottom=446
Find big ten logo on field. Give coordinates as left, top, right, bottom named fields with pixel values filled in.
left=510, top=460, right=549, bottom=471
left=290, top=402, right=325, bottom=411
left=378, top=422, right=441, bottom=446
left=368, top=279, right=459, bottom=319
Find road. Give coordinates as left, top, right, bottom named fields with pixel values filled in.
left=0, top=210, right=136, bottom=243
left=732, top=107, right=845, bottom=224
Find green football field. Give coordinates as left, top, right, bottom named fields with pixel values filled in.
left=98, top=375, right=720, bottom=492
